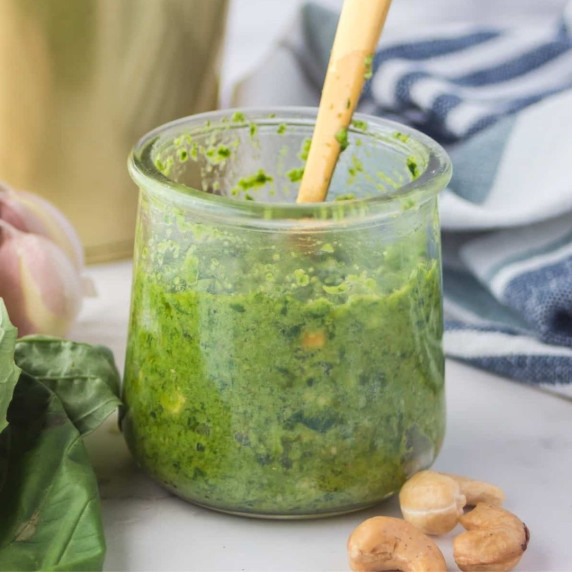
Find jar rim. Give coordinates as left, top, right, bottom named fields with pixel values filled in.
left=128, top=107, right=452, bottom=228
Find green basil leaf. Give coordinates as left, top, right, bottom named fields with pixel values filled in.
left=14, top=337, right=121, bottom=436
left=0, top=375, right=105, bottom=571
left=0, top=301, right=20, bottom=434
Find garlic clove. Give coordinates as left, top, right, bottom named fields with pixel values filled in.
left=0, top=182, right=84, bottom=270
left=0, top=220, right=83, bottom=337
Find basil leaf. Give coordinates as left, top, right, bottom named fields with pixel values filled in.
left=14, top=336, right=121, bottom=436
left=0, top=375, right=105, bottom=571
left=0, top=301, right=20, bottom=434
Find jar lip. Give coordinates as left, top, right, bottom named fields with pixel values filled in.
left=128, top=107, right=452, bottom=227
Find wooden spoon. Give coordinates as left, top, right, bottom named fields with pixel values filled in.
left=296, top=0, right=393, bottom=203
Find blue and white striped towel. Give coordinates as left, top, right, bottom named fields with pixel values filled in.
left=233, top=1, right=572, bottom=396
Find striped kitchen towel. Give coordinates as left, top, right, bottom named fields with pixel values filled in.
left=233, top=1, right=572, bottom=396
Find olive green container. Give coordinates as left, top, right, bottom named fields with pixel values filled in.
left=0, top=0, right=228, bottom=262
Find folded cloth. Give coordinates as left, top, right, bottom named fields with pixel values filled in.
left=233, top=1, right=572, bottom=396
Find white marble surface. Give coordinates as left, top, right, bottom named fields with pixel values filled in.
left=79, top=260, right=572, bottom=572
left=77, top=1, right=572, bottom=570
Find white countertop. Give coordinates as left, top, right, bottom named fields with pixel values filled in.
left=79, top=2, right=571, bottom=570
left=78, top=260, right=572, bottom=572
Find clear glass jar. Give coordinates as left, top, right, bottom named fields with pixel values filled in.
left=123, top=108, right=452, bottom=518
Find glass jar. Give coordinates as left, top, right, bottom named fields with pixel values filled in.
left=123, top=108, right=452, bottom=518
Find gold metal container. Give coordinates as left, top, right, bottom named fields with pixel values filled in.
left=0, top=0, right=228, bottom=262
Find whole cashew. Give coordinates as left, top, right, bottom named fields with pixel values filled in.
left=447, top=473, right=505, bottom=507
left=347, top=516, right=447, bottom=572
left=454, top=503, right=530, bottom=572
left=399, top=470, right=505, bottom=535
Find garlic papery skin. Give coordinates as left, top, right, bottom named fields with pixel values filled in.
left=0, top=220, right=83, bottom=337
left=0, top=182, right=84, bottom=270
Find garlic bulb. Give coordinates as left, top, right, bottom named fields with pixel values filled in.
left=0, top=183, right=84, bottom=269
left=0, top=184, right=86, bottom=336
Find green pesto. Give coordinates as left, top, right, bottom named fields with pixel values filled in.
left=287, top=167, right=305, bottom=183
left=155, top=157, right=174, bottom=176
left=407, top=156, right=420, bottom=180
left=216, top=145, right=231, bottom=158
left=205, top=146, right=230, bottom=163
left=277, top=124, right=287, bottom=135
left=231, top=111, right=246, bottom=123
left=231, top=169, right=273, bottom=196
left=335, top=193, right=357, bottom=201
left=393, top=132, right=410, bottom=143
left=348, top=156, right=364, bottom=177
left=335, top=127, right=349, bottom=152
left=351, top=119, right=368, bottom=132
left=364, top=55, right=374, bottom=80
left=299, top=138, right=312, bottom=161
left=122, top=213, right=445, bottom=516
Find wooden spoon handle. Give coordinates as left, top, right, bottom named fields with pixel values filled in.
left=297, top=0, right=392, bottom=203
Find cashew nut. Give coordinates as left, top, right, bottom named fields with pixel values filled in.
left=447, top=473, right=505, bottom=507
left=399, top=471, right=466, bottom=535
left=347, top=516, right=446, bottom=572
left=454, top=503, right=530, bottom=572
left=399, top=470, right=505, bottom=535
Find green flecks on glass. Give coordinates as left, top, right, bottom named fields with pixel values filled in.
left=232, top=111, right=246, bottom=123
left=205, top=145, right=232, bottom=164
left=299, top=138, right=312, bottom=161
left=406, top=156, right=420, bottom=180
left=335, top=193, right=356, bottom=201
left=335, top=128, right=349, bottom=152
left=377, top=171, right=399, bottom=189
left=249, top=123, right=258, bottom=139
left=244, top=194, right=255, bottom=201
left=348, top=156, right=364, bottom=177
left=178, top=149, right=189, bottom=163
left=268, top=113, right=277, bottom=118
left=351, top=119, right=368, bottom=132
left=364, top=55, right=374, bottom=80
left=277, top=124, right=287, bottom=135
left=393, top=131, right=410, bottom=143
left=217, top=146, right=231, bottom=158
left=189, top=143, right=198, bottom=161
left=346, top=98, right=351, bottom=109
left=232, top=169, right=274, bottom=196
left=163, top=157, right=174, bottom=176
left=154, top=156, right=174, bottom=176
left=287, top=168, right=305, bottom=183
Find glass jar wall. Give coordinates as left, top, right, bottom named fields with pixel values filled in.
left=123, top=109, right=452, bottom=518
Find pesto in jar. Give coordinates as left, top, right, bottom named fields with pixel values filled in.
left=121, top=206, right=445, bottom=516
